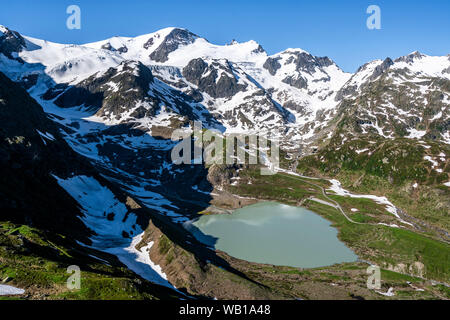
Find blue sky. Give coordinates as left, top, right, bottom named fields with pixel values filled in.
left=1, top=0, right=449, bottom=72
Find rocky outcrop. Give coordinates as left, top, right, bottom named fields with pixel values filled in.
left=369, top=57, right=393, bottom=81
left=442, top=66, right=450, bottom=74
left=263, top=57, right=281, bottom=76
left=149, top=28, right=198, bottom=62
left=394, top=51, right=425, bottom=64
left=0, top=26, right=26, bottom=61
left=282, top=75, right=308, bottom=90
left=101, top=42, right=128, bottom=53
left=137, top=219, right=280, bottom=299
left=285, top=51, right=334, bottom=74
left=0, top=71, right=93, bottom=240
left=182, top=58, right=247, bottom=98
left=49, top=61, right=158, bottom=118
left=335, top=84, right=357, bottom=101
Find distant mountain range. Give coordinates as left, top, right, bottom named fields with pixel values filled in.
left=1, top=25, right=448, bottom=148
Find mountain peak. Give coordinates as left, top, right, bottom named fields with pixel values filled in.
left=394, top=51, right=426, bottom=64
left=0, top=25, right=8, bottom=35
left=0, top=25, right=26, bottom=60
left=148, top=27, right=199, bottom=63
left=281, top=48, right=308, bottom=55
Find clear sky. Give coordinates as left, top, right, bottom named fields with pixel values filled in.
left=1, top=0, right=449, bottom=72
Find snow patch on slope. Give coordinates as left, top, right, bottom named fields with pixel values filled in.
left=52, top=174, right=173, bottom=288
left=0, top=284, right=25, bottom=296
left=328, top=179, right=413, bottom=226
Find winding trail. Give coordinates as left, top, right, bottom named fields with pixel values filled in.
left=284, top=154, right=381, bottom=225
left=270, top=166, right=450, bottom=287
left=278, top=170, right=366, bottom=225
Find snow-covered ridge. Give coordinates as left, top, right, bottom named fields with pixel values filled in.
left=339, top=51, right=450, bottom=98
left=392, top=51, right=450, bottom=80
left=0, top=25, right=8, bottom=36
left=1, top=24, right=449, bottom=146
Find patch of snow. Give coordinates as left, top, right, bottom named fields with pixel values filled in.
left=0, top=284, right=24, bottom=295
left=36, top=129, right=55, bottom=141
left=105, top=233, right=170, bottom=287
left=376, top=287, right=395, bottom=297
left=378, top=223, right=399, bottom=228
left=430, top=111, right=442, bottom=121
left=406, top=128, right=427, bottom=139
left=424, top=156, right=438, bottom=167
left=424, top=155, right=442, bottom=172
left=355, top=148, right=369, bottom=154
left=52, top=174, right=175, bottom=289
left=328, top=179, right=413, bottom=226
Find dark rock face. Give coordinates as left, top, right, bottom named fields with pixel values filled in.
left=0, top=27, right=26, bottom=60
left=335, top=84, right=357, bottom=101
left=286, top=51, right=334, bottom=74
left=101, top=42, right=114, bottom=51
left=394, top=51, right=425, bottom=64
left=101, top=42, right=128, bottom=53
left=53, top=84, right=104, bottom=111
left=50, top=61, right=158, bottom=118
left=0, top=71, right=92, bottom=240
left=149, top=28, right=198, bottom=63
left=182, top=58, right=208, bottom=82
left=143, top=37, right=154, bottom=49
left=182, top=58, right=247, bottom=99
left=117, top=46, right=128, bottom=53
left=252, top=44, right=265, bottom=54
left=282, top=75, right=308, bottom=90
left=17, top=74, right=39, bottom=90
left=185, top=88, right=204, bottom=102
left=283, top=100, right=307, bottom=113
left=369, top=58, right=393, bottom=80
left=263, top=57, right=281, bottom=76
left=42, top=84, right=69, bottom=100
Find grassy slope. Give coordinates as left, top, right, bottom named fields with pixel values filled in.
left=0, top=221, right=181, bottom=300
left=227, top=168, right=450, bottom=285
left=297, top=137, right=450, bottom=232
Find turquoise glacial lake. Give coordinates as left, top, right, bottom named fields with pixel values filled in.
left=186, top=202, right=358, bottom=268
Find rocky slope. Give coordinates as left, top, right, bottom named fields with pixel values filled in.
left=0, top=70, right=188, bottom=299
left=329, top=53, right=450, bottom=144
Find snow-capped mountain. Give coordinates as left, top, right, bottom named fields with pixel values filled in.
left=0, top=24, right=449, bottom=149
left=0, top=25, right=348, bottom=149
left=332, top=52, right=450, bottom=143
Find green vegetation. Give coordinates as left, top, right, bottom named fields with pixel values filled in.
left=0, top=222, right=179, bottom=300
left=229, top=169, right=322, bottom=204
left=307, top=201, right=450, bottom=283
left=297, top=137, right=450, bottom=233
left=299, top=138, right=449, bottom=185
left=227, top=168, right=450, bottom=284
